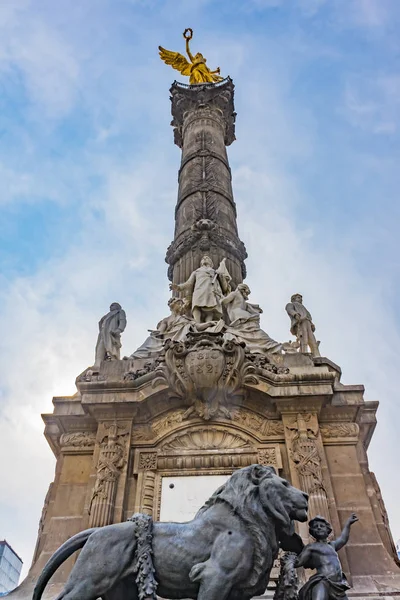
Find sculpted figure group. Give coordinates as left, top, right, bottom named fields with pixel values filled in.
left=131, top=255, right=320, bottom=361
left=92, top=257, right=321, bottom=366
left=33, top=465, right=357, bottom=600
left=131, top=255, right=282, bottom=360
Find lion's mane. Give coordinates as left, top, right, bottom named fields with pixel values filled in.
left=197, top=465, right=282, bottom=594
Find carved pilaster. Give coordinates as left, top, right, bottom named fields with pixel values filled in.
left=88, top=422, right=130, bottom=527
left=285, top=413, right=330, bottom=523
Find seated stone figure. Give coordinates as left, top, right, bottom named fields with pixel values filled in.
left=222, top=283, right=281, bottom=354
left=130, top=297, right=192, bottom=359
left=295, top=514, right=358, bottom=600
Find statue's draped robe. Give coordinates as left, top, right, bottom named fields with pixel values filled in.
left=223, top=289, right=281, bottom=354
left=130, top=314, right=192, bottom=359
left=180, top=265, right=224, bottom=316
left=190, top=61, right=220, bottom=84
left=299, top=572, right=350, bottom=600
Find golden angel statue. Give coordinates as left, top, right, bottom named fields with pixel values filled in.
left=159, top=28, right=224, bottom=84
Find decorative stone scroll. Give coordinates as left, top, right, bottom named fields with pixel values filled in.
left=286, top=413, right=330, bottom=522
left=88, top=423, right=129, bottom=527
left=153, top=332, right=259, bottom=421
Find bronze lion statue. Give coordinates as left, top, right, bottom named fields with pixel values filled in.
left=33, top=465, right=308, bottom=600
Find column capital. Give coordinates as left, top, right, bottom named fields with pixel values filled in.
left=170, top=77, right=236, bottom=148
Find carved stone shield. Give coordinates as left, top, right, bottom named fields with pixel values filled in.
left=185, top=346, right=225, bottom=391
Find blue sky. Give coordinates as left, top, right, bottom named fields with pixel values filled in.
left=1, top=0, right=400, bottom=577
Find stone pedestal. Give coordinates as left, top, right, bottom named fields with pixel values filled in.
left=7, top=347, right=397, bottom=600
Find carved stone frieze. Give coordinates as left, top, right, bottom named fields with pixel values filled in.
left=153, top=332, right=260, bottom=421
left=59, top=431, right=96, bottom=449
left=320, top=422, right=359, bottom=440
left=152, top=410, right=185, bottom=437
left=88, top=423, right=129, bottom=527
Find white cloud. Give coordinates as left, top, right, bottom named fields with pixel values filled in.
left=342, top=74, right=400, bottom=134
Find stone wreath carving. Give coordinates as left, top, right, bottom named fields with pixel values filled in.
left=153, top=331, right=259, bottom=420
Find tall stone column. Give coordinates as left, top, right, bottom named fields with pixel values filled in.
left=165, top=79, right=247, bottom=287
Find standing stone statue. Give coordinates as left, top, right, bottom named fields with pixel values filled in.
left=286, top=294, right=320, bottom=357
left=295, top=514, right=358, bottom=600
left=170, top=255, right=231, bottom=323
left=222, top=283, right=281, bottom=354
left=93, top=303, right=127, bottom=369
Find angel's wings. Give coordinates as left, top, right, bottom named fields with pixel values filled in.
left=158, top=46, right=192, bottom=76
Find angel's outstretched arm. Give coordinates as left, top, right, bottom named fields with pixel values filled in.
left=185, top=37, right=194, bottom=63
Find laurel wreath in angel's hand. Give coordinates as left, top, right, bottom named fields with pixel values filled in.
left=159, top=28, right=224, bottom=84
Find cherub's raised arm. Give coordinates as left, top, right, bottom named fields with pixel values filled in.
left=331, top=513, right=358, bottom=551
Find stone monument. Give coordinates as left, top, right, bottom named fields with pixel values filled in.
left=9, top=30, right=400, bottom=600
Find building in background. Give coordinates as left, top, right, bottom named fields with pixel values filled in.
left=0, top=541, right=22, bottom=595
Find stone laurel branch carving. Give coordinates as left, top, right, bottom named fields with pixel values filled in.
left=320, top=423, right=359, bottom=438
left=139, top=452, right=158, bottom=470
left=152, top=410, right=184, bottom=437
left=233, top=408, right=284, bottom=438
left=152, top=332, right=260, bottom=421
left=59, top=432, right=96, bottom=448
left=124, top=361, right=157, bottom=381
left=128, top=513, right=158, bottom=600
left=273, top=552, right=299, bottom=600
left=246, top=353, right=290, bottom=375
